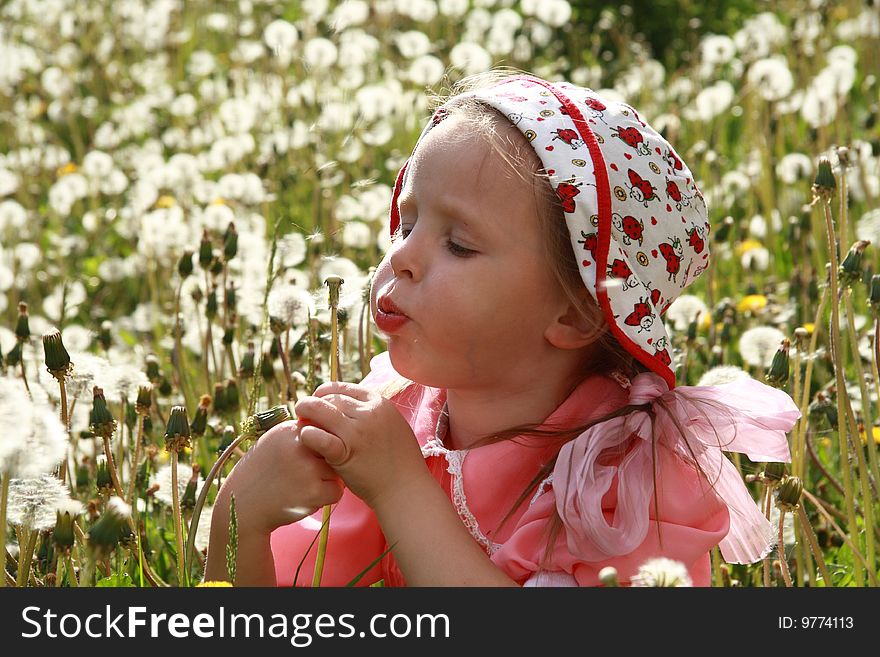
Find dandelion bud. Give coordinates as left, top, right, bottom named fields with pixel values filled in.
left=98, top=320, right=112, bottom=351
left=89, top=387, right=117, bottom=439
left=836, top=146, right=851, bottom=169
left=52, top=501, right=82, bottom=552
left=598, top=566, right=619, bottom=587
left=269, top=336, right=280, bottom=359
left=260, top=351, right=275, bottom=381
left=812, top=158, right=836, bottom=202
left=213, top=382, right=227, bottom=413
left=181, top=464, right=200, bottom=510
left=223, top=222, right=238, bottom=261
left=6, top=340, right=21, bottom=367
left=88, top=496, right=131, bottom=555
left=135, top=385, right=152, bottom=415
left=145, top=354, right=161, bottom=383
left=225, top=285, right=236, bottom=314
left=240, top=405, right=292, bottom=439
left=210, top=257, right=223, bottom=278
left=135, top=458, right=150, bottom=494
left=178, top=250, right=194, bottom=278
left=839, top=240, right=870, bottom=287
left=269, top=315, right=286, bottom=335
left=765, top=339, right=790, bottom=388
left=42, top=329, right=71, bottom=377
left=76, top=461, right=90, bottom=489
left=217, top=425, right=236, bottom=454
left=763, top=461, right=786, bottom=484
left=199, top=229, right=213, bottom=269
left=793, top=327, right=809, bottom=349
left=96, top=458, right=113, bottom=491
left=239, top=342, right=255, bottom=379
left=225, top=378, right=240, bottom=410
left=324, top=275, right=344, bottom=309
left=190, top=395, right=211, bottom=436
left=776, top=476, right=803, bottom=512
left=15, top=302, right=30, bottom=341
left=292, top=338, right=306, bottom=357
left=158, top=376, right=172, bottom=396
left=190, top=283, right=204, bottom=304
left=869, top=275, right=880, bottom=315
left=709, top=344, right=723, bottom=367
left=206, top=287, right=218, bottom=320
left=164, top=405, right=192, bottom=453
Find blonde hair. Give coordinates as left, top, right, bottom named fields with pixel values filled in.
left=376, top=69, right=731, bottom=571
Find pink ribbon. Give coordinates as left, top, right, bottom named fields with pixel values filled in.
left=553, top=372, right=801, bottom=564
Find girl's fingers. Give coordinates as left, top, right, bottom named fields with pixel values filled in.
left=300, top=425, right=350, bottom=466
left=311, top=380, right=372, bottom=402
left=294, top=395, right=353, bottom=427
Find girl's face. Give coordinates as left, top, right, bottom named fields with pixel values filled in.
left=370, top=114, right=571, bottom=390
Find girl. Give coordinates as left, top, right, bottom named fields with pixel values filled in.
left=205, top=71, right=800, bottom=587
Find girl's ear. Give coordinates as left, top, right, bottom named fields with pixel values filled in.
left=544, top=295, right=607, bottom=350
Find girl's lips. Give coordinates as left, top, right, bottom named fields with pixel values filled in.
left=375, top=310, right=410, bottom=334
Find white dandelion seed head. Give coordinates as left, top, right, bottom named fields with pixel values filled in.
left=449, top=42, right=492, bottom=76
left=149, top=463, right=211, bottom=507
left=739, top=326, right=787, bottom=368
left=697, top=365, right=751, bottom=386
left=686, top=81, right=734, bottom=122
left=268, top=284, right=315, bottom=328
left=741, top=246, right=770, bottom=271
left=56, top=498, right=84, bottom=517
left=747, top=56, right=794, bottom=102
left=631, top=557, right=693, bottom=587
left=856, top=209, right=880, bottom=244
left=7, top=474, right=71, bottom=531
left=664, top=294, right=708, bottom=331
left=0, top=378, right=68, bottom=478
left=105, top=496, right=132, bottom=520
left=103, top=363, right=150, bottom=403
left=776, top=153, right=813, bottom=185
left=700, top=34, right=736, bottom=67
left=194, top=504, right=213, bottom=553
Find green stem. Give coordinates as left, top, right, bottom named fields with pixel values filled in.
left=796, top=503, right=833, bottom=587
left=777, top=510, right=793, bottom=587
left=172, top=451, right=187, bottom=586
left=820, top=198, right=864, bottom=587
left=16, top=529, right=38, bottom=587
left=0, top=472, right=8, bottom=587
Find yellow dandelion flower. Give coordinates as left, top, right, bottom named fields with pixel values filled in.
left=57, top=162, right=78, bottom=177
left=735, top=239, right=764, bottom=257
left=801, top=323, right=815, bottom=335
left=155, top=195, right=177, bottom=208
left=737, top=294, right=768, bottom=314
left=210, top=198, right=228, bottom=206
left=699, top=312, right=712, bottom=332
left=818, top=437, right=831, bottom=449
left=197, top=581, right=233, bottom=587
left=859, top=426, right=880, bottom=445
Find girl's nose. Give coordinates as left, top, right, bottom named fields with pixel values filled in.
left=389, top=228, right=424, bottom=280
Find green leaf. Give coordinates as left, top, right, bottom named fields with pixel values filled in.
left=96, top=573, right=134, bottom=587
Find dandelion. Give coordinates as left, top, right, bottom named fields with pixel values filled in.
left=686, top=81, right=734, bottom=122
left=739, top=326, right=787, bottom=368
left=631, top=557, right=693, bottom=587
left=665, top=294, right=708, bottom=332
left=747, top=56, right=794, bottom=102
left=697, top=365, right=751, bottom=386
left=267, top=284, right=314, bottom=330
left=0, top=378, right=67, bottom=478
left=7, top=474, right=71, bottom=532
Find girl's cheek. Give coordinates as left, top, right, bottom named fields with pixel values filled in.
left=369, top=252, right=395, bottom=320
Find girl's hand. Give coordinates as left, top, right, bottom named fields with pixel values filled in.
left=216, top=421, right=344, bottom=536
left=294, top=382, right=430, bottom=509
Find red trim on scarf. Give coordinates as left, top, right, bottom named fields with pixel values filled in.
left=388, top=160, right=409, bottom=238
left=519, top=77, right=676, bottom=390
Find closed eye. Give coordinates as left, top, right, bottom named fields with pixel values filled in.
left=399, top=226, right=475, bottom=258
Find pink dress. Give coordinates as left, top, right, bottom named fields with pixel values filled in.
left=269, top=350, right=789, bottom=587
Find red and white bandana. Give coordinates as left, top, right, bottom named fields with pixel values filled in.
left=389, top=75, right=711, bottom=390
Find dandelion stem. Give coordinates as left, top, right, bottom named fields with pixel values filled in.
left=171, top=451, right=187, bottom=586
left=777, top=511, right=793, bottom=587
left=65, top=553, right=78, bottom=587
left=0, top=472, right=8, bottom=588
left=761, top=483, right=771, bottom=587
left=19, top=355, right=31, bottom=397
left=820, top=197, right=864, bottom=586
left=57, top=377, right=70, bottom=485
left=126, top=415, right=145, bottom=505
left=277, top=335, right=294, bottom=403
left=173, top=281, right=193, bottom=409
left=796, top=503, right=833, bottom=587
left=102, top=436, right=126, bottom=501
left=184, top=432, right=249, bottom=576
left=794, top=286, right=828, bottom=482
left=16, top=529, right=37, bottom=587
left=803, top=489, right=878, bottom=586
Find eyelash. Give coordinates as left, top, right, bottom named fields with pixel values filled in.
left=399, top=226, right=475, bottom=257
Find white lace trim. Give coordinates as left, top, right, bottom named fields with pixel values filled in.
left=529, top=473, right=554, bottom=507
left=421, top=400, right=502, bottom=556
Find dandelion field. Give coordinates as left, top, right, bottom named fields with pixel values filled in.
left=1, top=0, right=879, bottom=588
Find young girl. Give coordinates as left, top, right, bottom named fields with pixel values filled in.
left=205, top=71, right=800, bottom=587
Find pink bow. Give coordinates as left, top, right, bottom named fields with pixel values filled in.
left=553, top=372, right=801, bottom=564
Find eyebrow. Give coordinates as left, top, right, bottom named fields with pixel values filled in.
left=397, top=192, right=489, bottom=237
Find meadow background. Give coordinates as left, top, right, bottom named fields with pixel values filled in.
left=1, top=0, right=879, bottom=587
